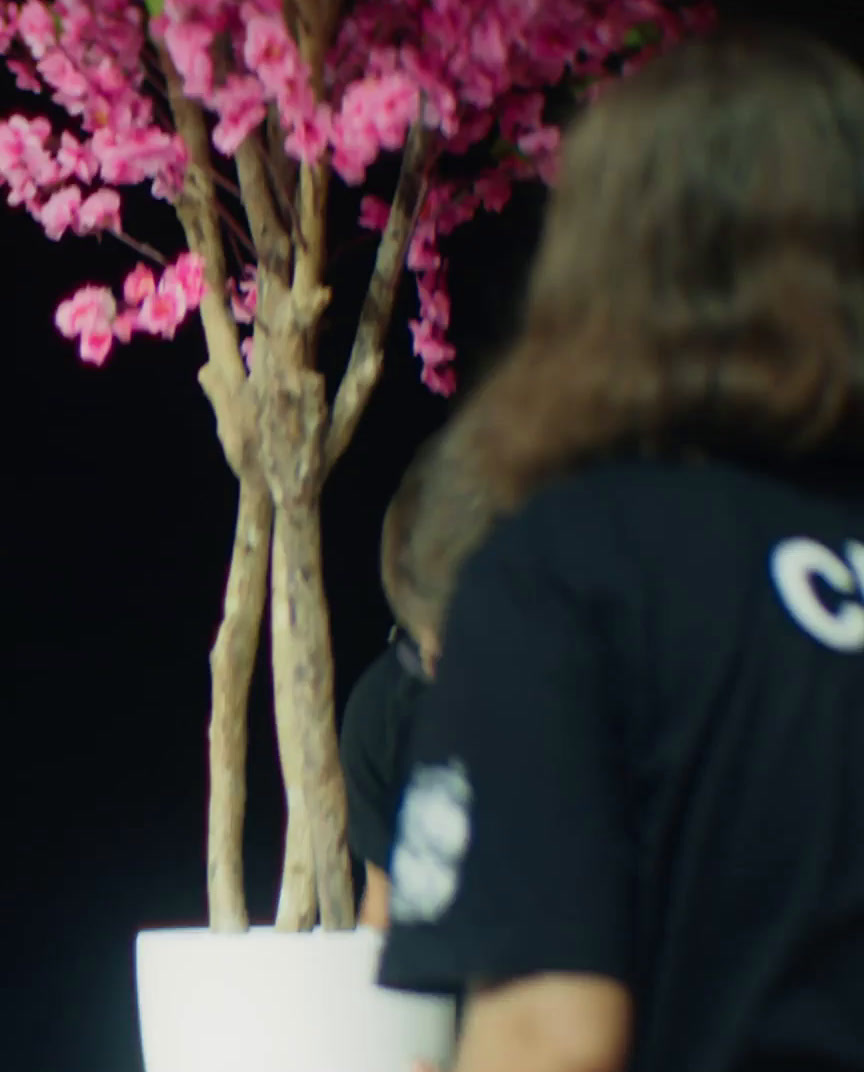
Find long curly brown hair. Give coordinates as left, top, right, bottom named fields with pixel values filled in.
left=383, top=23, right=864, bottom=639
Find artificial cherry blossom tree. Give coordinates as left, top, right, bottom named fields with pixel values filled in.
left=0, top=0, right=713, bottom=934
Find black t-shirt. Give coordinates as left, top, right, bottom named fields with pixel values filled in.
left=340, top=635, right=428, bottom=872
left=378, top=457, right=864, bottom=1072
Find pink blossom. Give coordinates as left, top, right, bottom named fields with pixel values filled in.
left=446, top=110, right=494, bottom=154
left=55, top=284, right=117, bottom=364
left=138, top=278, right=188, bottom=340
left=112, top=308, right=139, bottom=343
left=211, top=75, right=267, bottom=155
left=498, top=93, right=545, bottom=142
left=40, top=184, right=82, bottom=240
left=430, top=188, right=478, bottom=237
left=90, top=55, right=127, bottom=99
left=243, top=13, right=301, bottom=95
left=55, top=284, right=117, bottom=337
left=369, top=72, right=420, bottom=149
left=470, top=16, right=508, bottom=70
left=79, top=324, right=115, bottom=364
left=163, top=19, right=214, bottom=98
left=407, top=220, right=440, bottom=272
left=473, top=172, right=512, bottom=214
left=329, top=71, right=421, bottom=181
left=409, top=317, right=455, bottom=367
left=517, top=126, right=560, bottom=157
left=229, top=268, right=257, bottom=325
left=358, top=195, right=390, bottom=232
left=56, top=132, right=98, bottom=184
left=150, top=135, right=189, bottom=201
left=337, top=72, right=419, bottom=156
left=123, top=264, right=156, bottom=306
left=330, top=140, right=370, bottom=186
left=1, top=0, right=715, bottom=390
left=276, top=77, right=318, bottom=128
left=92, top=128, right=185, bottom=186
left=421, top=361, right=457, bottom=397
left=77, top=189, right=122, bottom=234
left=17, top=1, right=56, bottom=60
left=166, top=252, right=207, bottom=307
left=0, top=114, right=57, bottom=200
left=283, top=105, right=332, bottom=165
left=38, top=49, right=89, bottom=101
left=7, top=59, right=42, bottom=92
left=395, top=45, right=460, bottom=137
left=517, top=125, right=561, bottom=183
left=0, top=7, right=18, bottom=54
left=417, top=271, right=450, bottom=329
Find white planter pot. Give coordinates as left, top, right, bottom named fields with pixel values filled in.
left=135, top=926, right=456, bottom=1072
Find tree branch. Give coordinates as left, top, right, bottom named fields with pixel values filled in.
left=291, top=0, right=343, bottom=77
left=106, top=228, right=168, bottom=267
left=290, top=0, right=340, bottom=306
left=260, top=370, right=355, bottom=931
left=158, top=44, right=261, bottom=480
left=324, top=121, right=434, bottom=474
left=234, top=134, right=292, bottom=282
left=207, top=478, right=272, bottom=933
left=266, top=104, right=301, bottom=242
left=157, top=44, right=273, bottom=936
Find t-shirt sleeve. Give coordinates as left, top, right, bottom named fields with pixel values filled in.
left=377, top=496, right=637, bottom=995
left=340, top=646, right=406, bottom=872
left=340, top=645, right=426, bottom=873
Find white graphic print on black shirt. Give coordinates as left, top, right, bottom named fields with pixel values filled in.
left=771, top=537, right=864, bottom=652
left=390, top=759, right=472, bottom=924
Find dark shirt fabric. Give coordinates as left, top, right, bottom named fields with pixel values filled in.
left=378, top=457, right=864, bottom=1072
left=340, top=633, right=428, bottom=872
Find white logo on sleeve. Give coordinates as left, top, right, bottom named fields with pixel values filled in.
left=770, top=537, right=864, bottom=652
left=390, top=760, right=472, bottom=924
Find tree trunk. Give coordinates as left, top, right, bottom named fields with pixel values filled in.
left=271, top=496, right=356, bottom=930
left=255, top=357, right=356, bottom=932
left=207, top=476, right=273, bottom=932
left=271, top=506, right=318, bottom=931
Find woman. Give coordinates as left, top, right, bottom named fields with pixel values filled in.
left=377, top=24, right=864, bottom=1072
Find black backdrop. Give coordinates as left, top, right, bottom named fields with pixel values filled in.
left=5, top=4, right=862, bottom=1070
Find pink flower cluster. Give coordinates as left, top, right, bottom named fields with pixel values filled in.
left=55, top=253, right=207, bottom=364
left=340, top=0, right=714, bottom=392
left=0, top=0, right=188, bottom=282
left=0, top=0, right=714, bottom=391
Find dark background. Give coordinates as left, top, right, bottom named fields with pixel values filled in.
left=5, top=4, right=862, bottom=1070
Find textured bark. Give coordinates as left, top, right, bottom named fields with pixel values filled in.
left=271, top=493, right=355, bottom=930
left=265, top=106, right=300, bottom=242
left=271, top=505, right=317, bottom=931
left=324, top=120, right=434, bottom=475
left=207, top=478, right=273, bottom=931
left=234, top=137, right=293, bottom=283
left=240, top=109, right=354, bottom=929
left=235, top=133, right=336, bottom=931
left=258, top=364, right=356, bottom=931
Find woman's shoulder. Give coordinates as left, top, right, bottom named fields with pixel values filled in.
left=465, top=454, right=862, bottom=588
left=345, top=643, right=403, bottom=703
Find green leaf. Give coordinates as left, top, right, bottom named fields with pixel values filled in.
left=46, top=2, right=62, bottom=35
left=623, top=20, right=663, bottom=50
left=144, top=0, right=164, bottom=16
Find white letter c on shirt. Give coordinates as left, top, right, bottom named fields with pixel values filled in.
left=771, top=537, right=864, bottom=653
